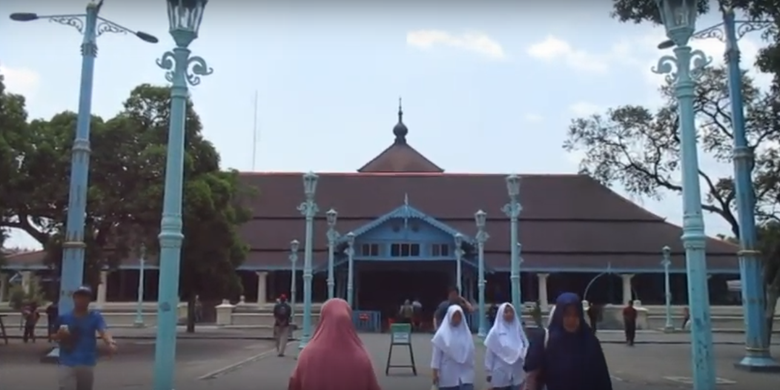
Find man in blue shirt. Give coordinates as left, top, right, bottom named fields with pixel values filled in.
left=433, top=286, right=474, bottom=330
left=53, top=286, right=116, bottom=390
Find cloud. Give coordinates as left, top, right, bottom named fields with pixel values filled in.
left=0, top=64, right=40, bottom=97
left=406, top=30, right=506, bottom=60
left=569, top=101, right=601, bottom=116
left=526, top=36, right=610, bottom=73
left=523, top=113, right=543, bottom=123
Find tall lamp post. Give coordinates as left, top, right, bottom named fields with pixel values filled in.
left=133, top=244, right=147, bottom=328
left=652, top=1, right=715, bottom=388
left=661, top=246, right=673, bottom=332
left=298, top=172, right=319, bottom=349
left=326, top=209, right=339, bottom=300
left=289, top=239, right=299, bottom=322
left=153, top=1, right=211, bottom=389
left=9, top=0, right=157, bottom=321
left=454, top=233, right=464, bottom=293
left=475, top=210, right=489, bottom=338
left=502, top=174, right=522, bottom=310
left=670, top=9, right=778, bottom=371
left=346, top=232, right=356, bottom=307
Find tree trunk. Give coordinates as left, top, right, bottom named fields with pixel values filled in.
left=186, top=295, right=196, bottom=333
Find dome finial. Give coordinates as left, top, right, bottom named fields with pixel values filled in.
left=393, top=96, right=408, bottom=144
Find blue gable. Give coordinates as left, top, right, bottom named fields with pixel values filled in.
left=337, top=202, right=473, bottom=244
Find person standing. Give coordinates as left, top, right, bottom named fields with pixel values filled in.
left=52, top=286, right=117, bottom=390
left=431, top=305, right=476, bottom=390
left=484, top=303, right=529, bottom=390
left=398, top=299, right=414, bottom=324
left=22, top=301, right=40, bottom=343
left=411, top=298, right=422, bottom=331
left=273, top=294, right=292, bottom=357
left=622, top=300, right=637, bottom=346
left=586, top=302, right=599, bottom=335
left=433, top=286, right=474, bottom=330
left=681, top=306, right=690, bottom=330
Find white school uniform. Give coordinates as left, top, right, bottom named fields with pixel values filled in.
left=431, top=305, right=475, bottom=388
left=484, top=303, right=529, bottom=388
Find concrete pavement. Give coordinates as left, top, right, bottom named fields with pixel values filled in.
left=198, top=333, right=780, bottom=390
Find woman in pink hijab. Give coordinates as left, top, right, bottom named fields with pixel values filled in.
left=288, top=298, right=382, bottom=390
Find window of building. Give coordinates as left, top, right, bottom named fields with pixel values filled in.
left=431, top=243, right=450, bottom=257
left=360, top=243, right=380, bottom=256
left=390, top=243, right=420, bottom=257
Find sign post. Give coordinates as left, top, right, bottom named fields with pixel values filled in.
left=385, top=323, right=416, bottom=376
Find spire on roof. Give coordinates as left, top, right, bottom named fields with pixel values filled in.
left=393, top=97, right=408, bottom=144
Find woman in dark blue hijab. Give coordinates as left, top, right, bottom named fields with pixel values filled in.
left=524, top=292, right=612, bottom=390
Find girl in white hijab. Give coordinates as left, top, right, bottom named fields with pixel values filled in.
left=431, top=305, right=475, bottom=390
left=484, top=303, right=529, bottom=390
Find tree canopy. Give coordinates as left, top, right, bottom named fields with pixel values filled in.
left=0, top=75, right=251, bottom=309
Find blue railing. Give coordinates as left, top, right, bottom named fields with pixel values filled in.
left=352, top=310, right=382, bottom=333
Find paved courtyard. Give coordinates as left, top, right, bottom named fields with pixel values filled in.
left=0, top=338, right=276, bottom=389
left=196, top=333, right=780, bottom=390
left=2, top=331, right=780, bottom=389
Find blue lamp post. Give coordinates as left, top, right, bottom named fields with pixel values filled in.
left=289, top=239, right=299, bottom=322
left=661, top=246, right=673, bottom=332
left=475, top=210, right=489, bottom=338
left=671, top=9, right=778, bottom=372
left=9, top=0, right=157, bottom=320
left=454, top=233, right=464, bottom=292
left=346, top=232, right=356, bottom=307
left=133, top=244, right=147, bottom=328
left=502, top=174, right=522, bottom=309
left=652, top=1, right=715, bottom=388
left=153, top=1, right=211, bottom=389
left=326, top=209, right=339, bottom=300
left=298, top=172, right=319, bottom=349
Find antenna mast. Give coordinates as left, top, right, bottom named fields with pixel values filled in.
left=251, top=90, right=259, bottom=171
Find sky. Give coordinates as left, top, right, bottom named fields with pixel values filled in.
left=0, top=0, right=774, bottom=250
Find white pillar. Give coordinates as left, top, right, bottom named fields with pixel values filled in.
left=256, top=271, right=268, bottom=304
left=97, top=271, right=108, bottom=308
left=21, top=271, right=32, bottom=294
left=0, top=273, right=8, bottom=302
left=537, top=273, right=549, bottom=311
left=621, top=274, right=634, bottom=304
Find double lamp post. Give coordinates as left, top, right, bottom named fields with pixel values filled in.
left=652, top=0, right=778, bottom=388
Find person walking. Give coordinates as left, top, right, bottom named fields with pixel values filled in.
left=524, top=292, right=612, bottom=390
left=273, top=294, right=292, bottom=357
left=431, top=305, right=476, bottom=390
left=288, top=298, right=381, bottom=390
left=484, top=302, right=529, bottom=390
left=22, top=301, right=40, bottom=343
left=52, top=286, right=117, bottom=390
left=622, top=300, right=637, bottom=346
left=586, top=302, right=599, bottom=335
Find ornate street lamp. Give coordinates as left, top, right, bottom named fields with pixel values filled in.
left=297, top=172, right=319, bottom=349
left=454, top=233, right=464, bottom=293
left=289, top=239, right=300, bottom=322
left=661, top=246, right=673, bottom=332
left=8, top=0, right=157, bottom=333
left=133, top=244, right=147, bottom=328
left=153, top=1, right=211, bottom=389
left=326, top=209, right=339, bottom=299
left=667, top=9, right=778, bottom=371
left=475, top=210, right=489, bottom=338
left=652, top=0, right=715, bottom=387
left=346, top=232, right=356, bottom=307
left=501, top=174, right=522, bottom=310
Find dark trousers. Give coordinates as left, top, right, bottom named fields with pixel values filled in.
left=624, top=320, right=636, bottom=345
left=589, top=316, right=598, bottom=334
left=22, top=324, right=35, bottom=343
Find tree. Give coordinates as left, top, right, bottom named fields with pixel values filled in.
left=116, top=84, right=251, bottom=332
left=1, top=82, right=252, bottom=331
left=563, top=65, right=780, bottom=341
